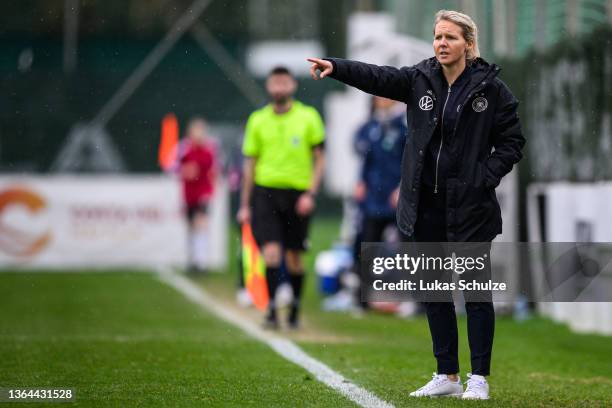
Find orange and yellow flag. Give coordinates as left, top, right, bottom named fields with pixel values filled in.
left=241, top=223, right=269, bottom=310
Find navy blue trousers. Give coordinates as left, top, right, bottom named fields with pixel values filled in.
left=413, top=187, right=495, bottom=376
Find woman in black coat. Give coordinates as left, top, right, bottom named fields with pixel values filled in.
left=308, top=9, right=525, bottom=400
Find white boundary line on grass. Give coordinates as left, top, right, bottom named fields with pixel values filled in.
left=156, top=268, right=395, bottom=408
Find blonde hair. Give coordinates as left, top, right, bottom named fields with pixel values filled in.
left=433, top=10, right=480, bottom=60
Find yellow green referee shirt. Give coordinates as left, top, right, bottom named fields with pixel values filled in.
left=242, top=100, right=325, bottom=190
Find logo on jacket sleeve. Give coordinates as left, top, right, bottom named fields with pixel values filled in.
left=472, top=97, right=488, bottom=112
left=419, top=96, right=434, bottom=111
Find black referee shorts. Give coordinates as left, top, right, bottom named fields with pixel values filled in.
left=251, top=185, right=311, bottom=251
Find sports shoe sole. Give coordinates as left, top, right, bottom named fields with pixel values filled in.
left=462, top=395, right=490, bottom=400
left=410, top=392, right=463, bottom=398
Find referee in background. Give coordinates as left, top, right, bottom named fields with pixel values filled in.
left=237, top=66, right=325, bottom=329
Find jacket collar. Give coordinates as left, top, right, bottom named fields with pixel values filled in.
left=415, top=57, right=501, bottom=94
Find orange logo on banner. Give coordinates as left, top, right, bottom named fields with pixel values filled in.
left=0, top=187, right=51, bottom=257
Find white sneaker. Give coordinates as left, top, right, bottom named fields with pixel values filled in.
left=462, top=373, right=489, bottom=400
left=409, top=372, right=463, bottom=397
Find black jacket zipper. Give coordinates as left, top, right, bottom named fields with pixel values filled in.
left=434, top=86, right=452, bottom=194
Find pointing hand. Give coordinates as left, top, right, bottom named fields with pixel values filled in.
left=307, top=58, right=333, bottom=80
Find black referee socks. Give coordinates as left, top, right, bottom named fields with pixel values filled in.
left=289, top=273, right=304, bottom=306
left=266, top=267, right=281, bottom=305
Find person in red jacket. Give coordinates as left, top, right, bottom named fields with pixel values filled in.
left=179, top=117, right=216, bottom=272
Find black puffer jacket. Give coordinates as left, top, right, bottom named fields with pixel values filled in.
left=326, top=57, right=525, bottom=242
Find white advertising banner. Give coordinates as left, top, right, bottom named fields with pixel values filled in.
left=527, top=182, right=612, bottom=335
left=0, top=175, right=227, bottom=270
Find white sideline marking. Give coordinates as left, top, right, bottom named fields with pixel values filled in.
left=157, top=269, right=394, bottom=408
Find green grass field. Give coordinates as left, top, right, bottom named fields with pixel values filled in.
left=1, top=218, right=611, bottom=407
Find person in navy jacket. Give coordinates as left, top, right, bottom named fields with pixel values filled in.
left=354, top=96, right=407, bottom=240
left=352, top=96, right=407, bottom=310
left=308, top=9, right=525, bottom=400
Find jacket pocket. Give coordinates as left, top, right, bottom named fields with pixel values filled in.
left=473, top=161, right=487, bottom=188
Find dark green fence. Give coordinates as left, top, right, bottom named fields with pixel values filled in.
left=0, top=36, right=339, bottom=172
